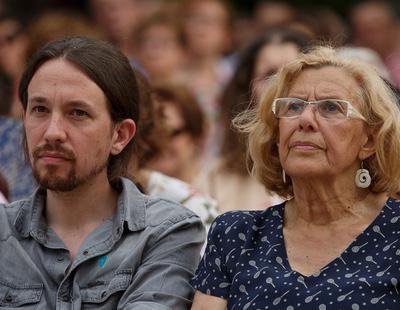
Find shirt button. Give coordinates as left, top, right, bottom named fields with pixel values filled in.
left=5, top=295, right=12, bottom=302
left=83, top=250, right=89, bottom=256
left=62, top=295, right=70, bottom=302
left=101, top=291, right=107, bottom=298
left=56, top=257, right=64, bottom=262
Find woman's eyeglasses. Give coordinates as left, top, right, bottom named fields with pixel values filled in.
left=272, top=98, right=366, bottom=121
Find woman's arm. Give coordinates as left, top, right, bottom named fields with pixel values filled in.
left=191, top=291, right=227, bottom=310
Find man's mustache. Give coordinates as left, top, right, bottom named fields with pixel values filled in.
left=32, top=144, right=76, bottom=161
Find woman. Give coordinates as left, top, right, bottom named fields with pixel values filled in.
left=196, top=28, right=310, bottom=213
left=134, top=12, right=187, bottom=82
left=147, top=82, right=207, bottom=185
left=129, top=75, right=218, bottom=232
left=190, top=46, right=400, bottom=309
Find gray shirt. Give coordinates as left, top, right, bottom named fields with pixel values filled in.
left=0, top=177, right=205, bottom=309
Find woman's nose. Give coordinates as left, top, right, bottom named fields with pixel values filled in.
left=298, top=104, right=318, bottom=131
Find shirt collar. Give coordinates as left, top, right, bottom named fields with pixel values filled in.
left=14, top=177, right=147, bottom=238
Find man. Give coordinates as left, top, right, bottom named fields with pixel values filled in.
left=0, top=36, right=204, bottom=309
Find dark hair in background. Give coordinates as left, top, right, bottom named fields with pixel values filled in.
left=0, top=172, right=9, bottom=200
left=219, top=27, right=311, bottom=176
left=152, top=82, right=205, bottom=141
left=19, top=36, right=140, bottom=184
left=0, top=71, right=13, bottom=116
left=133, top=71, right=168, bottom=167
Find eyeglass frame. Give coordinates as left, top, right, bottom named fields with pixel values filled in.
left=271, top=97, right=366, bottom=121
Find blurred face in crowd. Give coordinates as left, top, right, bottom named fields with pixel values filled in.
left=277, top=66, right=369, bottom=182
left=90, top=0, right=143, bottom=43
left=136, top=23, right=185, bottom=79
left=149, top=101, right=199, bottom=179
left=252, top=42, right=300, bottom=100
left=350, top=2, right=396, bottom=57
left=24, top=59, right=122, bottom=191
left=254, top=2, right=294, bottom=31
left=183, top=0, right=230, bottom=57
left=0, top=18, right=28, bottom=78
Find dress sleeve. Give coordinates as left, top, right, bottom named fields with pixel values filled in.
left=190, top=214, right=233, bottom=299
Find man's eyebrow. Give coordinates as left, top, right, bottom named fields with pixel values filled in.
left=28, top=96, right=47, bottom=103
left=67, top=100, right=96, bottom=110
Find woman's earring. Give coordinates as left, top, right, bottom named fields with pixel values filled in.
left=282, top=170, right=286, bottom=184
left=355, top=162, right=371, bottom=188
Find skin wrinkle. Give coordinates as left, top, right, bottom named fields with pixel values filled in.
left=279, top=67, right=376, bottom=225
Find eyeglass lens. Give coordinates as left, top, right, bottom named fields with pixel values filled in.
left=276, top=99, right=348, bottom=119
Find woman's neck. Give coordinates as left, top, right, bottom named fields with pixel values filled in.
left=286, top=180, right=388, bottom=225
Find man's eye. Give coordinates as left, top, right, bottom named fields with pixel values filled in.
left=71, top=109, right=89, bottom=118
left=31, top=106, right=48, bottom=113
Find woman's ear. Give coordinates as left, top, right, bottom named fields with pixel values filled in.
left=358, top=129, right=377, bottom=160
left=110, top=119, right=136, bottom=155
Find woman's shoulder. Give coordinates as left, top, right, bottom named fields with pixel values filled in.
left=209, top=202, right=285, bottom=235
left=147, top=170, right=219, bottom=225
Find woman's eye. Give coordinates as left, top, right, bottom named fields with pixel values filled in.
left=320, top=101, right=342, bottom=113
left=287, top=102, right=303, bottom=111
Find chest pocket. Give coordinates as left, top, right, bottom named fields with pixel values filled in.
left=80, top=269, right=132, bottom=309
left=0, top=279, right=43, bottom=308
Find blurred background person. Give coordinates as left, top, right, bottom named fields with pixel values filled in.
left=338, top=46, right=392, bottom=82
left=134, top=12, right=187, bottom=82
left=129, top=73, right=218, bottom=232
left=0, top=171, right=8, bottom=203
left=147, top=82, right=207, bottom=187
left=197, top=27, right=311, bottom=213
left=25, top=9, right=101, bottom=60
left=0, top=69, right=36, bottom=201
left=288, top=6, right=349, bottom=47
left=253, top=0, right=295, bottom=34
left=0, top=13, right=29, bottom=117
left=349, top=0, right=400, bottom=88
left=88, top=0, right=162, bottom=68
left=179, top=0, right=234, bottom=162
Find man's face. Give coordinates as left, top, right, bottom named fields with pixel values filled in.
left=24, top=59, right=117, bottom=191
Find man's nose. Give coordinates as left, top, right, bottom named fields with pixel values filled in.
left=43, top=114, right=67, bottom=143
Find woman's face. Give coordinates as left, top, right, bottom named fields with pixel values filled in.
left=137, top=24, right=184, bottom=79
left=183, top=0, right=230, bottom=57
left=149, top=102, right=199, bottom=179
left=278, top=66, right=373, bottom=182
left=252, top=42, right=300, bottom=100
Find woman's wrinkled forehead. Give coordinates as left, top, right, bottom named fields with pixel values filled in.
left=284, top=66, right=360, bottom=100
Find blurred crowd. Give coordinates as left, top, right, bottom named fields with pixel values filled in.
left=0, top=0, right=399, bottom=214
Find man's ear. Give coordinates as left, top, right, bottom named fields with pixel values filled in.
left=110, top=119, right=136, bottom=155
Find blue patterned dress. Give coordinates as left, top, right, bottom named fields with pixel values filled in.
left=0, top=117, right=36, bottom=201
left=191, top=198, right=400, bottom=309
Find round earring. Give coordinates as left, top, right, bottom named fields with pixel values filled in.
left=355, top=162, right=371, bottom=188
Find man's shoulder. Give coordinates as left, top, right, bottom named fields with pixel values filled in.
left=121, top=177, right=201, bottom=228
left=0, top=198, right=30, bottom=239
left=144, top=196, right=201, bottom=227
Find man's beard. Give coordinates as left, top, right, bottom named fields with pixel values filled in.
left=31, top=144, right=108, bottom=192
